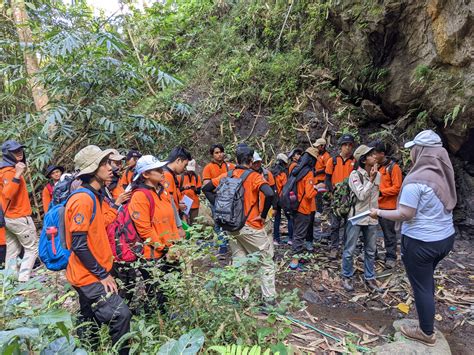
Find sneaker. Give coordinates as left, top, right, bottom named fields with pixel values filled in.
left=365, top=279, right=383, bottom=293
left=400, top=325, right=436, bottom=346
left=329, top=248, right=338, bottom=260
left=342, top=277, right=354, bottom=292
left=273, top=240, right=280, bottom=246
left=287, top=240, right=293, bottom=246
left=289, top=262, right=305, bottom=272
left=305, top=241, right=314, bottom=252
left=385, top=259, right=396, bottom=269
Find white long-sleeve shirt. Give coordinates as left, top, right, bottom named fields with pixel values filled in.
left=348, top=167, right=380, bottom=225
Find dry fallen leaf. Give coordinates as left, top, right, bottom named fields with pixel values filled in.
left=397, top=302, right=410, bottom=314
left=435, top=314, right=443, bottom=321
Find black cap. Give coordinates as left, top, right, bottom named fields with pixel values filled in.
left=236, top=144, right=254, bottom=162
left=45, top=165, right=65, bottom=177
left=2, top=140, right=25, bottom=152
left=338, top=134, right=355, bottom=145
left=126, top=150, right=142, bottom=160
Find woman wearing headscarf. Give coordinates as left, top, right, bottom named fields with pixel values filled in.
left=370, top=130, right=456, bottom=346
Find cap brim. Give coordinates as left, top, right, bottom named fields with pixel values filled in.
left=110, top=154, right=125, bottom=161
left=404, top=141, right=416, bottom=149
left=76, top=149, right=115, bottom=177
left=133, top=161, right=168, bottom=181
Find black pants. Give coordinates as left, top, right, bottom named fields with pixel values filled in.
left=316, top=191, right=324, bottom=214
left=111, top=262, right=137, bottom=305
left=292, top=212, right=311, bottom=256
left=401, top=234, right=454, bottom=335
left=0, top=245, right=6, bottom=268
left=74, top=282, right=131, bottom=354
left=305, top=212, right=315, bottom=243
left=379, top=216, right=397, bottom=260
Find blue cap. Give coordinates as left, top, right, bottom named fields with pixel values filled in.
left=2, top=140, right=25, bottom=152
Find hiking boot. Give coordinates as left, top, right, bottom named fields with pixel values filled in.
left=329, top=249, right=338, bottom=260
left=400, top=325, right=436, bottom=347
left=385, top=259, right=396, bottom=269
left=342, top=277, right=354, bottom=292
left=365, top=279, right=383, bottom=293
left=305, top=241, right=314, bottom=252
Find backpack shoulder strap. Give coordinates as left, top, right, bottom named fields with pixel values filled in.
left=135, top=188, right=156, bottom=217
left=240, top=169, right=254, bottom=182
left=386, top=161, right=395, bottom=176
left=70, top=188, right=97, bottom=223
left=227, top=169, right=234, bottom=178
left=332, top=154, right=339, bottom=167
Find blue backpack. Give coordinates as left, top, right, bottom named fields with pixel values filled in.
left=39, top=188, right=97, bottom=271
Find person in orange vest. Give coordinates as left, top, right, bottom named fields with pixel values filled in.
left=0, top=140, right=38, bottom=282
left=288, top=148, right=303, bottom=174
left=178, top=159, right=202, bottom=225
left=289, top=147, right=319, bottom=270
left=325, top=134, right=355, bottom=259
left=251, top=151, right=276, bottom=212
left=119, top=150, right=141, bottom=189
left=270, top=153, right=292, bottom=245
left=107, top=150, right=126, bottom=200
left=369, top=140, right=403, bottom=269
left=313, top=138, right=331, bottom=213
left=163, top=146, right=192, bottom=215
left=42, top=165, right=64, bottom=214
left=202, top=144, right=235, bottom=185
left=129, top=155, right=183, bottom=314
left=203, top=144, right=276, bottom=303
left=65, top=145, right=131, bottom=353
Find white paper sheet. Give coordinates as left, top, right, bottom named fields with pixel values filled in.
left=348, top=210, right=371, bottom=225
left=181, top=195, right=193, bottom=215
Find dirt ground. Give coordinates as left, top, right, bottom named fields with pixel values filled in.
left=273, top=234, right=474, bottom=354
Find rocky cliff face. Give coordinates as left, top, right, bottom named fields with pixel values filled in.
left=319, top=0, right=473, bottom=236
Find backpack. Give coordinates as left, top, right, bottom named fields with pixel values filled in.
left=106, top=188, right=155, bottom=262
left=214, top=169, right=254, bottom=232
left=331, top=171, right=363, bottom=219
left=39, top=188, right=97, bottom=271
left=280, top=165, right=312, bottom=213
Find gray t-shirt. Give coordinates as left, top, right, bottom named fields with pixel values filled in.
left=400, top=183, right=454, bottom=242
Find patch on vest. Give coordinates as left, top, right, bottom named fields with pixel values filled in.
left=132, top=211, right=140, bottom=219
left=73, top=213, right=85, bottom=225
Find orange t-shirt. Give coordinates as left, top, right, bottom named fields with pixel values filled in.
left=288, top=162, right=297, bottom=174
left=297, top=170, right=317, bottom=215
left=178, top=173, right=202, bottom=209
left=0, top=227, right=5, bottom=246
left=274, top=171, right=288, bottom=196
left=65, top=188, right=113, bottom=288
left=129, top=187, right=180, bottom=259
left=119, top=168, right=134, bottom=189
left=0, top=167, right=32, bottom=218
left=378, top=162, right=403, bottom=210
left=315, top=151, right=331, bottom=182
left=202, top=161, right=235, bottom=181
left=325, top=155, right=355, bottom=185
left=211, top=169, right=267, bottom=230
left=163, top=168, right=182, bottom=208
left=42, top=184, right=53, bottom=214
left=110, top=184, right=124, bottom=201
left=259, top=169, right=275, bottom=211
left=102, top=199, right=118, bottom=228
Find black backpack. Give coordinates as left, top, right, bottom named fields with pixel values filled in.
left=214, top=169, right=254, bottom=232
left=280, top=165, right=312, bottom=213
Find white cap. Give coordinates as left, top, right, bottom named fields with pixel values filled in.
left=186, top=159, right=196, bottom=172
left=276, top=153, right=289, bottom=164
left=404, top=130, right=443, bottom=149
left=133, top=155, right=168, bottom=181
left=253, top=151, right=262, bottom=162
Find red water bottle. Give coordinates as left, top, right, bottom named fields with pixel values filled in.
left=289, top=191, right=297, bottom=203
left=46, top=226, right=58, bottom=256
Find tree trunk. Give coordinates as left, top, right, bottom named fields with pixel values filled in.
left=11, top=0, right=49, bottom=113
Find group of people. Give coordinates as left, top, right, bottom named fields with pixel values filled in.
left=0, top=128, right=457, bottom=351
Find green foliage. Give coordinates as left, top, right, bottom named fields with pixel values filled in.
left=208, top=343, right=286, bottom=355
left=443, top=104, right=464, bottom=128
left=0, top=269, right=81, bottom=353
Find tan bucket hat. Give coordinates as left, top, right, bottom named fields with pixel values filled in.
left=74, top=145, right=115, bottom=177
left=314, top=138, right=327, bottom=147
left=305, top=147, right=319, bottom=159
left=109, top=149, right=125, bottom=161
left=353, top=145, right=374, bottom=161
